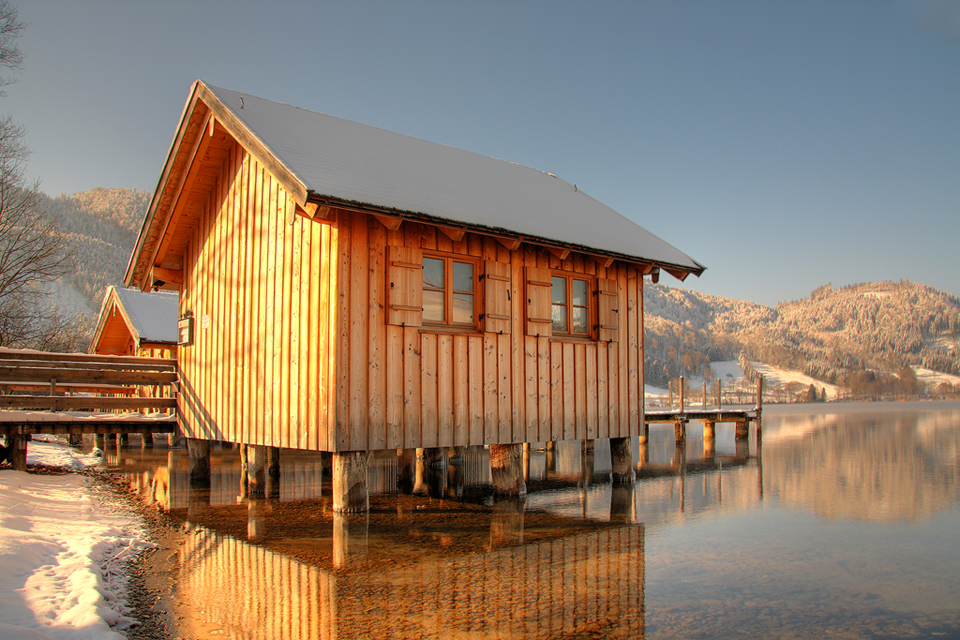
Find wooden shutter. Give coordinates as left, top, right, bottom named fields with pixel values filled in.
left=386, top=246, right=422, bottom=327
left=596, top=277, right=619, bottom=342
left=525, top=267, right=553, bottom=338
left=482, top=260, right=511, bottom=334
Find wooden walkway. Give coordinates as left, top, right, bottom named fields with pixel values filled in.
left=0, top=349, right=178, bottom=469
left=644, top=377, right=763, bottom=445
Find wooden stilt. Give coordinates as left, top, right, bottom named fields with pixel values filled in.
left=396, top=448, right=415, bottom=493
left=490, top=443, right=526, bottom=496
left=7, top=434, right=27, bottom=470
left=333, top=451, right=369, bottom=513
left=610, top=436, right=635, bottom=484
left=246, top=445, right=266, bottom=497
left=187, top=438, right=211, bottom=483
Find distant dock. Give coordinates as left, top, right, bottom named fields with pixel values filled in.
left=644, top=377, right=763, bottom=445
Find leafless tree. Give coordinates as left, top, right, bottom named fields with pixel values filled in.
left=0, top=2, right=79, bottom=349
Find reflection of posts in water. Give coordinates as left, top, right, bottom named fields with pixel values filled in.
left=447, top=446, right=465, bottom=499
left=490, top=443, right=526, bottom=496
left=735, top=438, right=749, bottom=461
left=188, top=438, right=211, bottom=484
left=397, top=448, right=416, bottom=494
left=188, top=475, right=208, bottom=521
left=581, top=439, right=596, bottom=484
left=167, top=423, right=185, bottom=448
left=703, top=420, right=716, bottom=460
left=140, top=432, right=152, bottom=449
left=333, top=513, right=369, bottom=568
left=94, top=433, right=106, bottom=452
left=247, top=497, right=266, bottom=542
left=638, top=441, right=648, bottom=469
left=118, top=433, right=129, bottom=447
left=756, top=436, right=764, bottom=500
left=332, top=451, right=369, bottom=513
left=610, top=437, right=635, bottom=483
left=421, top=447, right=446, bottom=498
left=610, top=484, right=635, bottom=523
left=489, top=496, right=525, bottom=549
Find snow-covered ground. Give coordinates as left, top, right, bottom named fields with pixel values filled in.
left=913, top=366, right=960, bottom=390
left=0, top=437, right=151, bottom=640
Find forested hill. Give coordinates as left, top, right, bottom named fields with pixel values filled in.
left=644, top=281, right=960, bottom=389
left=45, top=187, right=150, bottom=316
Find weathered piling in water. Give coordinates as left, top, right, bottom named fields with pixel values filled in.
left=332, top=451, right=369, bottom=513
left=610, top=437, right=635, bottom=483
left=490, top=443, right=526, bottom=496
left=188, top=438, right=211, bottom=483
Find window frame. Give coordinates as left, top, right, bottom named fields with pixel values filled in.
left=421, top=251, right=481, bottom=330
left=550, top=272, right=595, bottom=339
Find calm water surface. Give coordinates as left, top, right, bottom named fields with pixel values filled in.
left=106, top=401, right=960, bottom=639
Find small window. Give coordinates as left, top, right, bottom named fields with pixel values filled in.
left=552, top=275, right=591, bottom=336
left=423, top=254, right=477, bottom=327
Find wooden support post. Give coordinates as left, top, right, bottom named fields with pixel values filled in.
left=639, top=421, right=650, bottom=444
left=421, top=447, right=446, bottom=498
left=735, top=420, right=749, bottom=441
left=702, top=381, right=707, bottom=410
left=447, top=446, right=465, bottom=499
left=118, top=433, right=129, bottom=447
left=755, top=377, right=764, bottom=412
left=167, top=425, right=185, bottom=449
left=397, top=448, right=415, bottom=494
left=522, top=442, right=531, bottom=482
left=679, top=376, right=685, bottom=413
left=674, top=421, right=686, bottom=446
left=703, top=420, right=715, bottom=459
left=610, top=436, right=635, bottom=484
left=267, top=446, right=281, bottom=478
left=7, top=434, right=27, bottom=471
left=333, top=451, right=369, bottom=513
left=246, top=445, right=266, bottom=497
left=94, top=434, right=106, bottom=451
left=716, top=378, right=722, bottom=410
left=141, top=432, right=153, bottom=449
left=490, top=443, right=526, bottom=496
left=545, top=441, right=556, bottom=474
left=581, top=439, right=596, bottom=486
left=187, top=438, right=210, bottom=483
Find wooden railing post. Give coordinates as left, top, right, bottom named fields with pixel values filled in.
left=716, top=378, right=722, bottom=410
left=679, top=376, right=685, bottom=413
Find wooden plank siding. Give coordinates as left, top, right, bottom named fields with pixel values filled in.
left=177, top=144, right=645, bottom=451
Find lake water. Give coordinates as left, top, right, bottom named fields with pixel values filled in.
left=106, top=401, right=960, bottom=639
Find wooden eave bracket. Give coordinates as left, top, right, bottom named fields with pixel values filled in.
left=664, top=267, right=690, bottom=282
left=546, top=247, right=571, bottom=261
left=147, top=266, right=183, bottom=292
left=373, top=213, right=403, bottom=231
left=494, top=236, right=522, bottom=251
left=437, top=225, right=466, bottom=242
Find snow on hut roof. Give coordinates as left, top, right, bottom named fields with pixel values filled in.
left=202, top=83, right=704, bottom=275
left=93, top=287, right=179, bottom=348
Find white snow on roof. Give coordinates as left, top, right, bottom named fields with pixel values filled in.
left=112, top=288, right=179, bottom=343
left=205, top=83, right=704, bottom=273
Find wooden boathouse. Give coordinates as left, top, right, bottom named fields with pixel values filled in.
left=90, top=285, right=179, bottom=359
left=124, top=80, right=705, bottom=511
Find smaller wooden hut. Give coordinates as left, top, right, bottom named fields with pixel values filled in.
left=90, top=286, right=179, bottom=358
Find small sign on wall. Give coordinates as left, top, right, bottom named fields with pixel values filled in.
left=202, top=314, right=211, bottom=330
left=178, top=316, right=194, bottom=346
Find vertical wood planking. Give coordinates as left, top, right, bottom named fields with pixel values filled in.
left=438, top=334, right=454, bottom=447
left=586, top=344, right=598, bottom=440
left=367, top=220, right=386, bottom=451
left=483, top=334, right=497, bottom=444
left=420, top=333, right=438, bottom=448
left=562, top=342, right=575, bottom=441
left=348, top=213, right=369, bottom=451
left=627, top=268, right=640, bottom=432
left=524, top=336, right=538, bottom=443
left=279, top=195, right=294, bottom=448
left=453, top=335, right=468, bottom=446
left=468, top=336, right=483, bottom=445
left=402, top=326, right=420, bottom=450
left=537, top=337, right=550, bottom=443
left=575, top=344, right=587, bottom=441
left=596, top=345, right=608, bottom=438
left=335, top=213, right=351, bottom=451
left=550, top=341, right=563, bottom=442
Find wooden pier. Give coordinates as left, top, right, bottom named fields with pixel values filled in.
left=644, top=377, right=763, bottom=445
left=0, top=349, right=178, bottom=469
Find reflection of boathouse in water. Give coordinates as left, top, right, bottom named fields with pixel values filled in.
left=123, top=80, right=704, bottom=511
left=115, top=448, right=646, bottom=639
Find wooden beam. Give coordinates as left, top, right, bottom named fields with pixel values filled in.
left=372, top=213, right=403, bottom=231
left=546, top=247, right=571, bottom=261
left=437, top=225, right=465, bottom=242
left=591, top=254, right=614, bottom=268
left=664, top=267, right=690, bottom=282
left=296, top=202, right=320, bottom=219
left=145, top=109, right=216, bottom=283
left=0, top=367, right=177, bottom=386
left=495, top=236, right=522, bottom=251
left=0, top=396, right=178, bottom=411
left=149, top=266, right=183, bottom=289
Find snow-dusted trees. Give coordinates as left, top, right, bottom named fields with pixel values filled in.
left=0, top=2, right=83, bottom=350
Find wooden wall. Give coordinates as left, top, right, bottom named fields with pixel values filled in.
left=179, top=140, right=337, bottom=449
left=177, top=141, right=645, bottom=452
left=336, top=212, right=645, bottom=452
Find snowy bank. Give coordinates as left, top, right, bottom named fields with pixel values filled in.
left=0, top=439, right=152, bottom=639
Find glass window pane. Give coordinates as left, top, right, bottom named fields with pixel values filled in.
left=572, top=307, right=588, bottom=334
left=552, top=304, right=567, bottom=332
left=423, top=257, right=444, bottom=290
left=453, top=261, right=473, bottom=293
left=452, top=293, right=473, bottom=324
left=572, top=279, right=588, bottom=306
left=423, top=290, right=444, bottom=323
left=552, top=276, right=566, bottom=304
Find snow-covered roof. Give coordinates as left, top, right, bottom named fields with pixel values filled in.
left=112, top=287, right=179, bottom=343
left=90, top=287, right=179, bottom=353
left=202, top=82, right=704, bottom=274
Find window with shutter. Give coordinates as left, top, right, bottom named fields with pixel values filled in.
left=386, top=246, right=423, bottom=327
left=525, top=267, right=553, bottom=337
left=482, top=260, right=511, bottom=334
left=422, top=252, right=480, bottom=329
left=596, top=277, right=619, bottom=342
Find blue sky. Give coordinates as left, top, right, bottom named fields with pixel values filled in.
left=5, top=0, right=959, bottom=307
